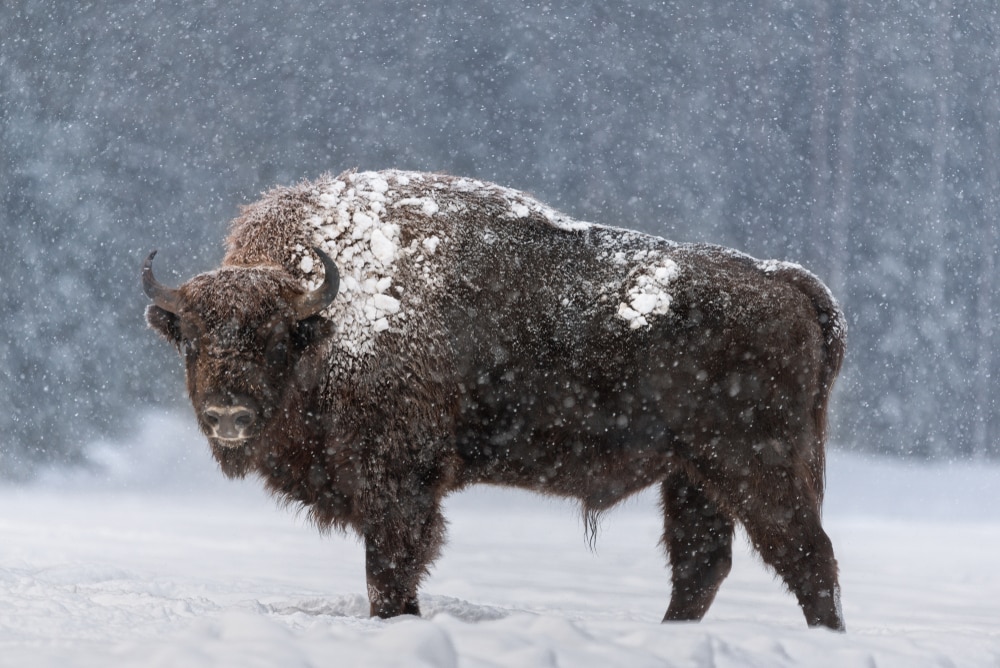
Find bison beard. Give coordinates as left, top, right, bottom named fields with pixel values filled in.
left=144, top=169, right=846, bottom=631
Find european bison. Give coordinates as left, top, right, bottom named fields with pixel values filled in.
left=144, top=169, right=846, bottom=630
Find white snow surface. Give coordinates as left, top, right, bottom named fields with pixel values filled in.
left=3, top=413, right=999, bottom=667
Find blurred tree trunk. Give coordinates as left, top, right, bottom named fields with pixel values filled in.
left=809, top=0, right=831, bottom=264
left=829, top=0, right=858, bottom=300
left=973, top=82, right=998, bottom=459
left=928, top=0, right=952, bottom=309
left=925, top=0, right=954, bottom=457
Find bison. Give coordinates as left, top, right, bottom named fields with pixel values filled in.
left=143, top=169, right=846, bottom=630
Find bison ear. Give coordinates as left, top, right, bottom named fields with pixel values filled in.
left=146, top=304, right=182, bottom=347
left=292, top=314, right=334, bottom=351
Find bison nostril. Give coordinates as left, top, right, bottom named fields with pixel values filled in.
left=234, top=410, right=255, bottom=429
left=203, top=409, right=221, bottom=428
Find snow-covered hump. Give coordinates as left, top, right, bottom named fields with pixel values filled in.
left=289, top=170, right=683, bottom=354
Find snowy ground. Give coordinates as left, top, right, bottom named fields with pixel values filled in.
left=2, top=413, right=999, bottom=667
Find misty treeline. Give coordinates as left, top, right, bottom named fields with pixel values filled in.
left=1, top=1, right=996, bottom=477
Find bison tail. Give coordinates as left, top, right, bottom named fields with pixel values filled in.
left=768, top=263, right=847, bottom=504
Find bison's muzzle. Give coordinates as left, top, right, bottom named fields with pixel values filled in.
left=202, top=401, right=258, bottom=444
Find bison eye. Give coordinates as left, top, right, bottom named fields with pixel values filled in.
left=181, top=338, right=198, bottom=356
left=264, top=319, right=292, bottom=366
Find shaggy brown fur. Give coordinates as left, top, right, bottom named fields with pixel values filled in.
left=145, top=170, right=846, bottom=630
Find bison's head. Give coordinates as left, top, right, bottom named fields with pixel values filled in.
left=143, top=248, right=339, bottom=474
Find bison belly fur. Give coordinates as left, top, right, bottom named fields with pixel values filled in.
left=143, top=169, right=847, bottom=631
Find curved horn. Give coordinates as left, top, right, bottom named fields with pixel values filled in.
left=142, top=250, right=181, bottom=314
left=294, top=246, right=340, bottom=319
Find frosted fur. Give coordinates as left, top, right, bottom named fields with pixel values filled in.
left=259, top=170, right=686, bottom=360
left=226, top=168, right=848, bottom=367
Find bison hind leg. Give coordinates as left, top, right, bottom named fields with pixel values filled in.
left=659, top=472, right=735, bottom=622
left=731, top=461, right=845, bottom=631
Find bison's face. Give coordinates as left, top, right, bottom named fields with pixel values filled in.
left=143, top=249, right=338, bottom=473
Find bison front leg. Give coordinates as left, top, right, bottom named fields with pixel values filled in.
left=362, top=486, right=447, bottom=619
left=660, top=472, right=735, bottom=622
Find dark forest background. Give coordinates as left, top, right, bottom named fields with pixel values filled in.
left=1, top=1, right=997, bottom=477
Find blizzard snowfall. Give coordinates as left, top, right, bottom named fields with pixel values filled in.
left=1, top=413, right=998, bottom=667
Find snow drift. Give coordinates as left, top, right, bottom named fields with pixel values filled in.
left=1, top=412, right=998, bottom=666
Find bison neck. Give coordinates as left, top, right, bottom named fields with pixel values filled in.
left=248, top=364, right=365, bottom=532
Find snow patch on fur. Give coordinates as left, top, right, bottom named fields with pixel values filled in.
left=615, top=254, right=680, bottom=329
left=291, top=172, right=412, bottom=356
left=757, top=258, right=803, bottom=274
